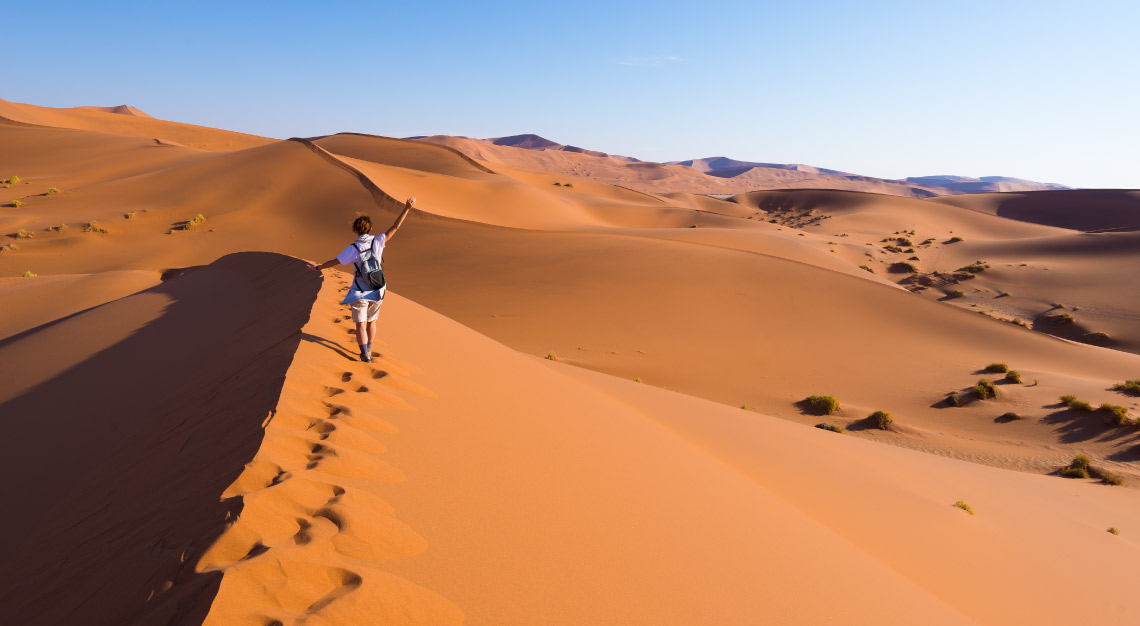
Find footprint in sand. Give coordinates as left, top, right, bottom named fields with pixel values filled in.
left=323, top=386, right=345, bottom=397
left=307, top=420, right=336, bottom=440
left=304, top=568, right=362, bottom=614
left=340, top=371, right=353, bottom=383
left=293, top=518, right=312, bottom=545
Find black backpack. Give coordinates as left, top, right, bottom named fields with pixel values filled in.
left=354, top=240, right=385, bottom=290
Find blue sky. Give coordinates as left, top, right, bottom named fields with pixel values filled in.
left=6, top=1, right=1139, bottom=188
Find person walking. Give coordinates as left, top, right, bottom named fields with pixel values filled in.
left=312, top=196, right=416, bottom=362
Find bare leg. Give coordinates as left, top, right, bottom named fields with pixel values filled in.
left=355, top=321, right=368, bottom=346
left=366, top=318, right=378, bottom=349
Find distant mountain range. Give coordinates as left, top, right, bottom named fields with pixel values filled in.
left=411, top=133, right=1069, bottom=198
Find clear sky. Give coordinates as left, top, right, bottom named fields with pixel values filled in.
left=7, top=0, right=1139, bottom=188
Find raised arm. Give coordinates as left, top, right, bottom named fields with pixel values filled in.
left=384, top=196, right=416, bottom=242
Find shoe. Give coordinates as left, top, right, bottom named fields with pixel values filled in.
left=360, top=352, right=372, bottom=363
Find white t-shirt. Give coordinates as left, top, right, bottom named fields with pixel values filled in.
left=337, top=233, right=386, bottom=303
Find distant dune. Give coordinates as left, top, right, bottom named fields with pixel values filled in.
left=908, top=174, right=1070, bottom=193
left=76, top=104, right=155, bottom=118
left=416, top=133, right=1068, bottom=198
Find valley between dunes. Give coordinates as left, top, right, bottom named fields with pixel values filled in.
left=2, top=99, right=1139, bottom=625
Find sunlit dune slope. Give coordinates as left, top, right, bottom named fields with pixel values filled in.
left=0, top=97, right=271, bottom=150
left=371, top=291, right=1140, bottom=626
left=0, top=269, right=161, bottom=340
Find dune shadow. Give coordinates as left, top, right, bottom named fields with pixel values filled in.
left=0, top=252, right=321, bottom=626
left=301, top=332, right=359, bottom=362
left=1040, top=408, right=1137, bottom=445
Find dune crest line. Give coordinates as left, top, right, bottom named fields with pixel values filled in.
left=196, top=269, right=463, bottom=626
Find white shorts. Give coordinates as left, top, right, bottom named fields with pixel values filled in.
left=349, top=298, right=382, bottom=323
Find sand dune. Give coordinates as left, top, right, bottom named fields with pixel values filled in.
left=418, top=134, right=951, bottom=198
left=2, top=107, right=1140, bottom=624
left=930, top=189, right=1140, bottom=231
left=0, top=97, right=270, bottom=151
left=77, top=104, right=155, bottom=118
left=4, top=254, right=1137, bottom=625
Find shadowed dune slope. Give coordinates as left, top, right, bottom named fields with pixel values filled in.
left=930, top=189, right=1140, bottom=232
left=0, top=97, right=271, bottom=151
left=0, top=252, right=320, bottom=626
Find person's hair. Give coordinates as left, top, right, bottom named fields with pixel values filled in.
left=352, top=215, right=372, bottom=235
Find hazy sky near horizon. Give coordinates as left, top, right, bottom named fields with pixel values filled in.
left=7, top=0, right=1139, bottom=188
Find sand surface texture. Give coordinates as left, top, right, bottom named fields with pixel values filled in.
left=1, top=100, right=1139, bottom=624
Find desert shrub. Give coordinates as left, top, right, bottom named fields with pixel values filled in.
left=50, top=223, right=68, bottom=231
left=0, top=244, right=17, bottom=254
left=957, top=262, right=990, bottom=273
left=1111, top=380, right=1140, bottom=396
left=181, top=213, right=207, bottom=230
left=553, top=182, right=562, bottom=186
left=858, top=265, right=874, bottom=273
left=953, top=272, right=976, bottom=281
left=545, top=351, right=557, bottom=360
left=1005, top=370, right=1022, bottom=384
left=973, top=379, right=997, bottom=400
left=999, top=412, right=1022, bottom=420
left=903, top=248, right=915, bottom=253
left=1108, top=527, right=1120, bottom=535
left=1098, top=404, right=1131, bottom=427
left=954, top=500, right=974, bottom=515
left=4, top=175, right=20, bottom=184
left=1081, top=332, right=1109, bottom=344
left=1060, top=394, right=1077, bottom=405
left=634, top=377, right=642, bottom=383
left=985, top=363, right=1010, bottom=373
left=1042, top=312, right=1074, bottom=325
left=83, top=221, right=108, bottom=234
left=740, top=404, right=749, bottom=410
left=883, top=245, right=903, bottom=253
left=6, top=199, right=24, bottom=208
left=564, top=183, right=574, bottom=188
left=15, top=228, right=33, bottom=239
left=948, top=236, right=964, bottom=243
left=22, top=270, right=36, bottom=278
left=1060, top=466, right=1089, bottom=479
left=124, top=211, right=136, bottom=219
left=921, top=238, right=935, bottom=245
left=805, top=394, right=840, bottom=414
left=1070, top=400, right=1093, bottom=412
left=948, top=290, right=965, bottom=298
left=999, top=291, right=1011, bottom=297
left=1010, top=318, right=1030, bottom=328
left=895, top=237, right=913, bottom=246
left=815, top=423, right=845, bottom=434
left=1072, top=454, right=1091, bottom=470
left=868, top=410, right=893, bottom=430
left=46, top=187, right=60, bottom=195
left=1095, top=469, right=1125, bottom=486
left=946, top=391, right=961, bottom=407
left=889, top=261, right=918, bottom=273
